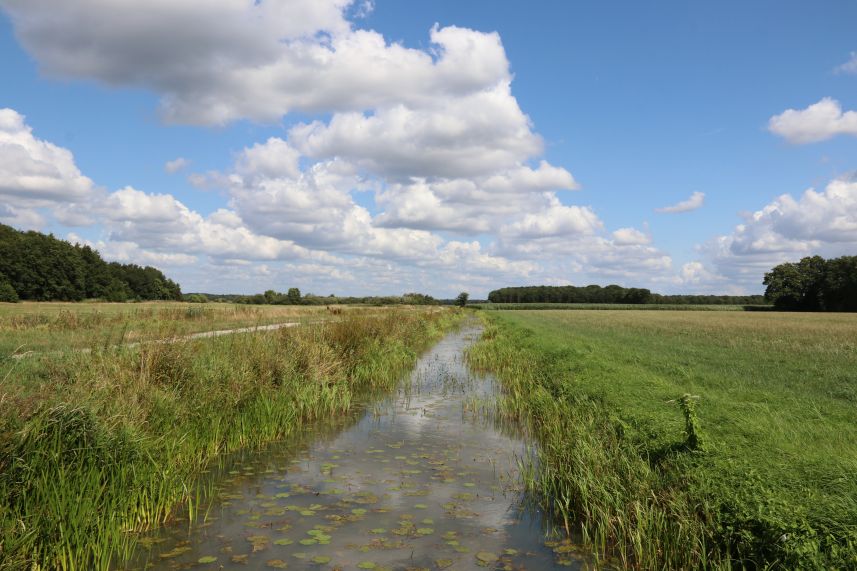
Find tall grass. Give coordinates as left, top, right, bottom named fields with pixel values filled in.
left=0, top=301, right=333, bottom=354
left=0, top=308, right=459, bottom=570
left=468, top=311, right=857, bottom=570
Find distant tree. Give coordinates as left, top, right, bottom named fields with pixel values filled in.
left=0, top=223, right=182, bottom=302
left=764, top=255, right=857, bottom=311
left=764, top=256, right=826, bottom=310
left=0, top=278, right=19, bottom=302
left=456, top=292, right=469, bottom=307
left=287, top=287, right=302, bottom=305
left=402, top=292, right=437, bottom=305
left=185, top=293, right=209, bottom=303
left=823, top=256, right=857, bottom=312
left=103, top=278, right=132, bottom=302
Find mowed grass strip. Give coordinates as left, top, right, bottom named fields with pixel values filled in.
left=468, top=310, right=857, bottom=569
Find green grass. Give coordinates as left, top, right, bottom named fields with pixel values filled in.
left=468, top=310, right=857, bottom=569
left=0, top=307, right=460, bottom=570
left=471, top=302, right=761, bottom=311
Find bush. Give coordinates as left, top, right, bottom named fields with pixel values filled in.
left=0, top=279, right=19, bottom=302
left=184, top=293, right=209, bottom=303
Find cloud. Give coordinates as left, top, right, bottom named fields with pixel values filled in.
left=164, top=157, right=190, bottom=173
left=0, top=108, right=97, bottom=207
left=96, top=186, right=333, bottom=263
left=501, top=201, right=602, bottom=239
left=834, top=52, right=857, bottom=75
left=0, top=2, right=511, bottom=125
left=677, top=261, right=725, bottom=286
left=704, top=175, right=857, bottom=289
left=68, top=233, right=198, bottom=267
left=0, top=204, right=46, bottom=230
left=374, top=162, right=578, bottom=233
left=612, top=227, right=651, bottom=245
left=288, top=84, right=542, bottom=180
left=656, top=191, right=705, bottom=214
left=768, top=97, right=857, bottom=144
left=0, top=0, right=704, bottom=296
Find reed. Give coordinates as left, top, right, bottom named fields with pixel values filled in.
left=0, top=308, right=459, bottom=570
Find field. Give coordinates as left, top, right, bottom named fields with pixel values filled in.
left=468, top=310, right=857, bottom=569
left=0, top=301, right=374, bottom=355
left=0, top=303, right=459, bottom=570
left=471, top=302, right=760, bottom=311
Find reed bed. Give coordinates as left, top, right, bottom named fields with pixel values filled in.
left=468, top=310, right=857, bottom=570
left=0, top=307, right=459, bottom=570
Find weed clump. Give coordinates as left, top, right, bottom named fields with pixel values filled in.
left=673, top=393, right=704, bottom=451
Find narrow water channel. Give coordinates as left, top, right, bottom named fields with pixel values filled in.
left=126, top=323, right=584, bottom=570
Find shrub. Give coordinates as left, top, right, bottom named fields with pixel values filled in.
left=0, top=279, right=19, bottom=303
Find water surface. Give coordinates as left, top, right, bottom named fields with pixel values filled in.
left=126, top=324, right=584, bottom=570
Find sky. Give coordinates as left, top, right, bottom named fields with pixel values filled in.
left=1, top=0, right=856, bottom=298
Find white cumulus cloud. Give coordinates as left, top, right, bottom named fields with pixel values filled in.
left=768, top=98, right=857, bottom=144
left=656, top=191, right=705, bottom=214
left=0, top=108, right=97, bottom=207
left=704, top=175, right=857, bottom=289
left=0, top=2, right=511, bottom=125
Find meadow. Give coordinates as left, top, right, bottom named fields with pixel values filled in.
left=0, top=303, right=458, bottom=570
left=468, top=309, right=857, bottom=569
left=471, top=302, right=759, bottom=311
left=0, top=301, right=368, bottom=355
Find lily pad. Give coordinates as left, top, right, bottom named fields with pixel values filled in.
left=476, top=552, right=498, bottom=566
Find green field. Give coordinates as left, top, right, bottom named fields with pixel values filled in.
left=469, top=310, right=857, bottom=569
left=0, top=305, right=459, bottom=570
left=471, top=302, right=761, bottom=311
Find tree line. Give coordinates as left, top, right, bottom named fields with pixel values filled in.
left=0, top=223, right=182, bottom=302
left=487, top=284, right=766, bottom=305
left=764, top=255, right=857, bottom=311
left=185, top=290, right=439, bottom=306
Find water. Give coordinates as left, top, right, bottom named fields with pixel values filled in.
left=125, top=323, right=585, bottom=570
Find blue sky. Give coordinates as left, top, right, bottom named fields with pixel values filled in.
left=1, top=0, right=856, bottom=296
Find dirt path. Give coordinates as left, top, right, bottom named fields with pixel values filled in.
left=10, top=320, right=308, bottom=361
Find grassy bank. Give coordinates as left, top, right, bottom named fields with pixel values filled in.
left=468, top=310, right=857, bottom=569
left=0, top=307, right=459, bottom=570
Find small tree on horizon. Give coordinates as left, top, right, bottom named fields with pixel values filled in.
left=0, top=279, right=19, bottom=303
left=287, top=287, right=302, bottom=305
left=455, top=292, right=469, bottom=307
